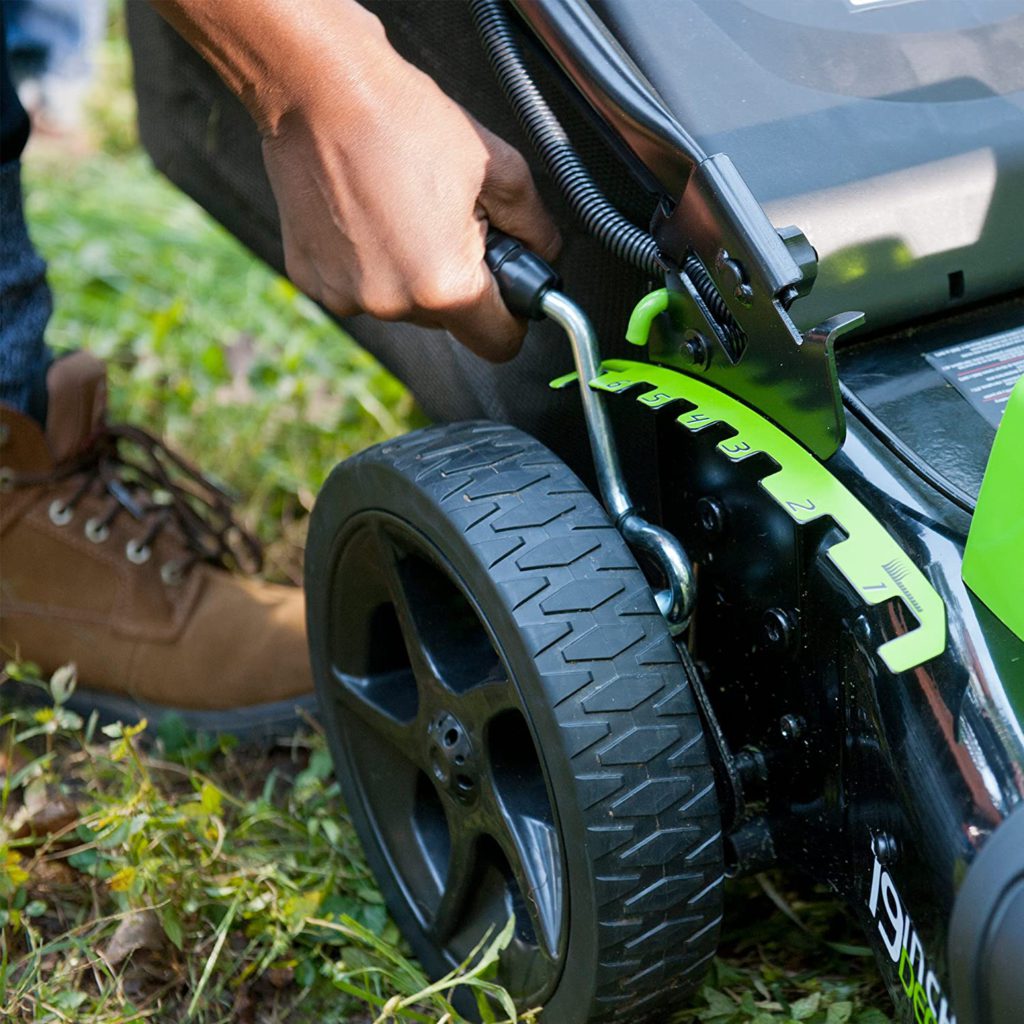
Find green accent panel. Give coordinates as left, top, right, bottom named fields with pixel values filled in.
left=566, top=359, right=947, bottom=674
left=964, top=376, right=1024, bottom=641
left=625, top=289, right=671, bottom=346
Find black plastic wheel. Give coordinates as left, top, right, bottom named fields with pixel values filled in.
left=305, top=422, right=723, bottom=1022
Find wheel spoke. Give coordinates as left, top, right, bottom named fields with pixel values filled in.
left=455, top=675, right=518, bottom=728
left=331, top=667, right=420, bottom=757
left=486, top=796, right=563, bottom=960
left=427, top=828, right=479, bottom=944
left=371, top=524, right=444, bottom=694
left=374, top=522, right=508, bottom=704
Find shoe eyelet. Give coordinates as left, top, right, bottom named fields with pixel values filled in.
left=84, top=518, right=110, bottom=543
left=161, top=560, right=185, bottom=586
left=126, top=539, right=152, bottom=565
left=49, top=500, right=74, bottom=526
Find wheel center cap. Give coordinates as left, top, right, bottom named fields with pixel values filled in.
left=427, top=711, right=477, bottom=804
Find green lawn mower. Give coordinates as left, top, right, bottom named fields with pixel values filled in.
left=130, top=2, right=1024, bottom=1022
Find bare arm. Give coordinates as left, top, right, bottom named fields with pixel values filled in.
left=152, top=0, right=560, bottom=361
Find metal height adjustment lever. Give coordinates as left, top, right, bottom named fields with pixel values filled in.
left=485, top=230, right=694, bottom=632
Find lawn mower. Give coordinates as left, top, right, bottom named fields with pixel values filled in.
left=128, top=2, right=1024, bottom=1022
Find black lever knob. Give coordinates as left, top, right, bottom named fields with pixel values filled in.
left=485, top=229, right=560, bottom=320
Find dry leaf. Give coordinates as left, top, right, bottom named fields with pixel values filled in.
left=104, top=908, right=167, bottom=966
left=232, top=984, right=256, bottom=1024
left=12, top=782, right=79, bottom=839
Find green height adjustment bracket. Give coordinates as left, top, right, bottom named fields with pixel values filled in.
left=963, top=376, right=1024, bottom=642
left=552, top=359, right=947, bottom=674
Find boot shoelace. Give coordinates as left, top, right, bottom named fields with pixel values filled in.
left=9, top=424, right=262, bottom=585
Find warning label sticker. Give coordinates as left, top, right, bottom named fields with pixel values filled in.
left=924, top=327, right=1024, bottom=429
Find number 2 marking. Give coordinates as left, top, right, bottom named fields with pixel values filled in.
left=786, top=498, right=817, bottom=513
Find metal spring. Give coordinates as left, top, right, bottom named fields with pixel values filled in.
left=471, top=0, right=746, bottom=351
left=470, top=0, right=663, bottom=277
left=683, top=254, right=746, bottom=351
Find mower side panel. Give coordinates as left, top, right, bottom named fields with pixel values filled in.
left=587, top=361, right=1024, bottom=1023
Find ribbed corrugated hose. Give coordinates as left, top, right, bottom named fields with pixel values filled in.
left=469, top=0, right=746, bottom=348
left=469, top=0, right=664, bottom=277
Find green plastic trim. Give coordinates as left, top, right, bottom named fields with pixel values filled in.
left=963, top=376, right=1024, bottom=642
left=553, top=359, right=947, bottom=674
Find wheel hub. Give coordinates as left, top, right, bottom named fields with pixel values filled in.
left=427, top=711, right=477, bottom=804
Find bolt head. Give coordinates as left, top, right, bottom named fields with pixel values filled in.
left=871, top=832, right=900, bottom=865
left=696, top=496, right=726, bottom=536
left=682, top=329, right=710, bottom=368
left=779, top=714, right=804, bottom=741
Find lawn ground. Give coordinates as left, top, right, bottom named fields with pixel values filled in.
left=1, top=10, right=894, bottom=1024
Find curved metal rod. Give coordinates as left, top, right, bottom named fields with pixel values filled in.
left=540, top=290, right=695, bottom=632
left=619, top=512, right=694, bottom=633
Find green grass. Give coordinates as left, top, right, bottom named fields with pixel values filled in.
left=2, top=15, right=894, bottom=1024
left=0, top=667, right=531, bottom=1023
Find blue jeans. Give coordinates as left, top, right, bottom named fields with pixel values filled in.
left=6, top=0, right=106, bottom=87
left=1, top=0, right=62, bottom=421
left=0, top=159, right=52, bottom=421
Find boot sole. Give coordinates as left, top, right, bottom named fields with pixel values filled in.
left=7, top=679, right=319, bottom=743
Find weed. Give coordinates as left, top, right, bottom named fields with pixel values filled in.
left=0, top=664, right=526, bottom=1022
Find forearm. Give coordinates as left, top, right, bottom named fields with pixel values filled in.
left=150, top=0, right=399, bottom=134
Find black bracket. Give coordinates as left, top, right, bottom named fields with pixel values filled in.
left=513, top=0, right=864, bottom=459
left=652, top=154, right=863, bottom=460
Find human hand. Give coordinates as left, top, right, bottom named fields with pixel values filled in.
left=262, top=48, right=561, bottom=361
left=154, top=0, right=560, bottom=362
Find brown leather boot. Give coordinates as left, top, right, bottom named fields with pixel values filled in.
left=0, top=351, right=314, bottom=736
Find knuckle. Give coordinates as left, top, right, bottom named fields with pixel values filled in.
left=286, top=264, right=319, bottom=304
left=362, top=286, right=411, bottom=322
left=320, top=283, right=358, bottom=318
left=411, top=267, right=484, bottom=314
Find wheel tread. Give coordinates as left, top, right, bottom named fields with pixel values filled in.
left=314, top=422, right=723, bottom=1024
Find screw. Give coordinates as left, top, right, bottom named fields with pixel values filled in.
left=779, top=714, right=804, bottom=741
left=871, top=832, right=900, bottom=865
left=715, top=249, right=753, bottom=307
left=763, top=607, right=796, bottom=651
left=683, top=329, right=710, bottom=368
left=697, top=497, right=726, bottom=537
left=780, top=285, right=800, bottom=309
left=852, top=613, right=873, bottom=648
